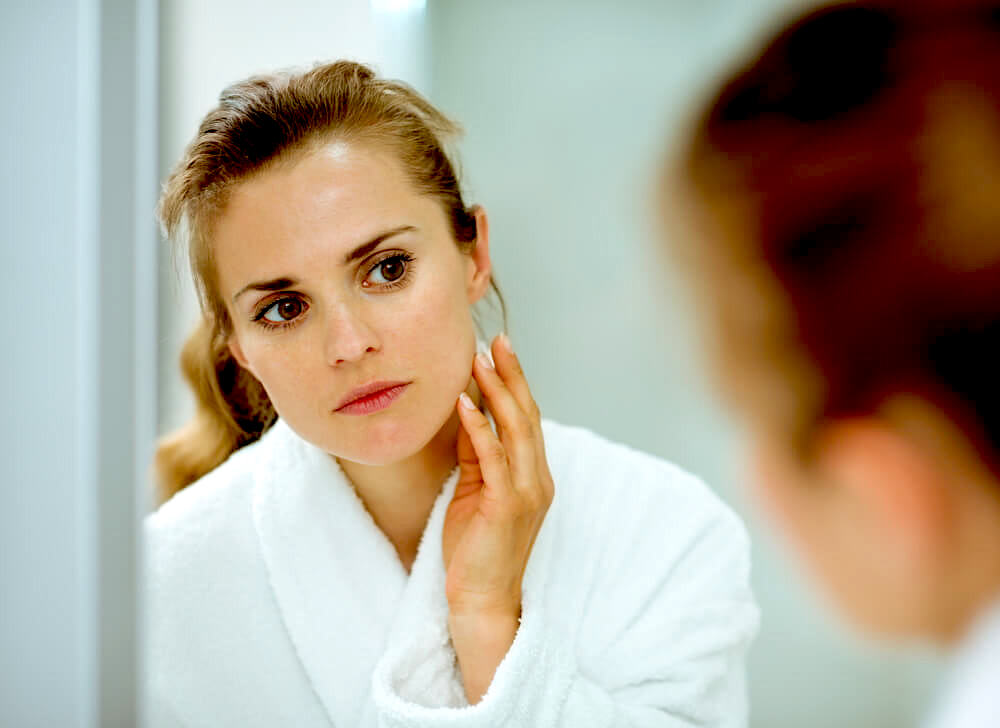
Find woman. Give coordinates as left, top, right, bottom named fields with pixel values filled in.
left=147, top=60, right=758, bottom=727
left=669, top=3, right=1000, bottom=727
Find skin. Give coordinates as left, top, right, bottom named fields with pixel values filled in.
left=447, top=340, right=555, bottom=701
left=216, top=139, right=552, bottom=703
left=747, top=396, right=1000, bottom=644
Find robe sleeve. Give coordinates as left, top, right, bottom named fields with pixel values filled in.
left=369, top=484, right=759, bottom=728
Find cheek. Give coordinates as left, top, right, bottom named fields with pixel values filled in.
left=396, top=265, right=477, bottom=404
left=394, top=256, right=474, bottom=344
left=235, top=327, right=318, bottom=406
left=232, top=254, right=476, bottom=427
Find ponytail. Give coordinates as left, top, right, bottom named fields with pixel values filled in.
left=153, top=315, right=275, bottom=505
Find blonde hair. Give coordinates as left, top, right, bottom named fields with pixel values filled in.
left=156, top=60, right=505, bottom=505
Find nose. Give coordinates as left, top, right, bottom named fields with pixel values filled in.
left=324, top=301, right=380, bottom=366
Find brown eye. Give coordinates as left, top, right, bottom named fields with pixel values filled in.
left=262, top=298, right=303, bottom=323
left=365, top=254, right=412, bottom=287
left=378, top=257, right=405, bottom=282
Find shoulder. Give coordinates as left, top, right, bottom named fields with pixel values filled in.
left=143, top=424, right=316, bottom=722
left=143, top=425, right=286, bottom=590
left=926, top=600, right=1000, bottom=728
left=540, top=417, right=706, bottom=489
left=144, top=426, right=280, bottom=640
left=540, top=417, right=748, bottom=548
left=530, top=419, right=758, bottom=720
left=536, top=417, right=754, bottom=604
left=146, top=436, right=259, bottom=545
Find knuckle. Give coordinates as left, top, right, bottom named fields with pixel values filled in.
left=520, top=487, right=544, bottom=513
left=524, top=495, right=542, bottom=514
left=510, top=415, right=533, bottom=440
left=485, top=439, right=507, bottom=463
left=535, top=473, right=554, bottom=503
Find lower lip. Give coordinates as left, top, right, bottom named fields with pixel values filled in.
left=336, top=384, right=410, bottom=415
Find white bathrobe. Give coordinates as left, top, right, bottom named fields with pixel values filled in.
left=923, top=596, right=1000, bottom=728
left=145, top=415, right=759, bottom=727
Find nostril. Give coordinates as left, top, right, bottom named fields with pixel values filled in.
left=331, top=345, right=378, bottom=366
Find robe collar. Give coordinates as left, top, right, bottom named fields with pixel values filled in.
left=251, top=417, right=463, bottom=725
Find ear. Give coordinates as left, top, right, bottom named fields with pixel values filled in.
left=464, top=205, right=493, bottom=305
left=812, top=410, right=954, bottom=566
left=227, top=333, right=253, bottom=375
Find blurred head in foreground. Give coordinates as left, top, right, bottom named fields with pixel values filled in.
left=669, top=1, right=1000, bottom=643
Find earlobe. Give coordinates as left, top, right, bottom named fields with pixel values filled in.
left=466, top=205, right=493, bottom=305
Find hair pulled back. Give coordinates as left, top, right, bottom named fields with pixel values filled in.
left=155, top=60, right=503, bottom=504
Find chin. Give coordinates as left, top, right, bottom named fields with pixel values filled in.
left=344, top=440, right=422, bottom=466
left=339, top=407, right=452, bottom=466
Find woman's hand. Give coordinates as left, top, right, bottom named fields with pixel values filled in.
left=441, top=333, right=554, bottom=703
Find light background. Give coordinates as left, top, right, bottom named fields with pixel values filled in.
left=157, top=1, right=944, bottom=726
left=4, top=0, right=157, bottom=723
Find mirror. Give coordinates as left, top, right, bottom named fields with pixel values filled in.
left=151, top=1, right=943, bottom=726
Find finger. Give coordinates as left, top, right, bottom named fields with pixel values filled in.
left=490, top=334, right=543, bottom=436
left=472, top=353, right=538, bottom=492
left=456, top=393, right=517, bottom=505
left=453, top=414, right=487, bottom=502
left=488, top=336, right=550, bottom=496
left=455, top=406, right=480, bottom=474
left=473, top=358, right=552, bottom=513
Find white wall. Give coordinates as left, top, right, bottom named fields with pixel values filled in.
left=426, top=1, right=942, bottom=726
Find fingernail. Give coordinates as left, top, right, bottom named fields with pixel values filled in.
left=459, top=392, right=477, bottom=410
left=476, top=352, right=494, bottom=370
left=498, top=332, right=513, bottom=353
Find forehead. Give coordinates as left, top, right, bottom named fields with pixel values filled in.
left=220, top=140, right=420, bottom=238
left=211, top=140, right=443, bottom=290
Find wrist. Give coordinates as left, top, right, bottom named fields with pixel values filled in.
left=446, top=583, right=522, bottom=619
left=448, top=608, right=520, bottom=636
left=448, top=610, right=521, bottom=704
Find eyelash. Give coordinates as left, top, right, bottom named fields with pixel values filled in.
left=251, top=252, right=416, bottom=332
left=366, top=251, right=416, bottom=292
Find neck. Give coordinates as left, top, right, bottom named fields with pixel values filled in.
left=934, top=479, right=1000, bottom=645
left=336, top=384, right=482, bottom=568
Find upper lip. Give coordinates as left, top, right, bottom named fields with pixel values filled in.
left=335, top=380, right=409, bottom=410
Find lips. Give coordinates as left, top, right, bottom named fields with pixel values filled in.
left=335, top=380, right=410, bottom=411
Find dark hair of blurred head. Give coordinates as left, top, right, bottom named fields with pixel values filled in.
left=673, top=1, right=1000, bottom=477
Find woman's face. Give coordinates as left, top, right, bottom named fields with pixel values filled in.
left=214, top=140, right=491, bottom=465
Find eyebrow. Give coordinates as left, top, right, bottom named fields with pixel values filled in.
left=232, top=225, right=417, bottom=303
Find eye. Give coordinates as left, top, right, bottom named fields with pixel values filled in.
left=260, top=297, right=305, bottom=323
left=364, top=253, right=413, bottom=288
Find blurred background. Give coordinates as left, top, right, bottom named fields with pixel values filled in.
left=4, top=0, right=943, bottom=725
